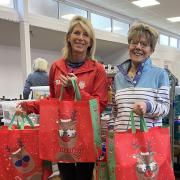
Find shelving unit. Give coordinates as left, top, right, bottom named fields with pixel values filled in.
left=174, top=86, right=180, bottom=177
left=165, top=67, right=180, bottom=178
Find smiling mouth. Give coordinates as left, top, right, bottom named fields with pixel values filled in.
left=133, top=51, right=143, bottom=56
left=75, top=44, right=84, bottom=47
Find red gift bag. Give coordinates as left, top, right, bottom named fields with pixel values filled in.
left=107, top=112, right=175, bottom=180
left=0, top=115, right=42, bottom=180
left=39, top=79, right=102, bottom=162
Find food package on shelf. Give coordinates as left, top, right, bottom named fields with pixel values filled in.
left=30, top=86, right=49, bottom=99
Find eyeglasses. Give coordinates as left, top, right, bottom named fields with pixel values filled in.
left=130, top=40, right=150, bottom=48
left=59, top=129, right=76, bottom=138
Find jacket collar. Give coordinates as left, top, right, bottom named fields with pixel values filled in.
left=117, top=57, right=152, bottom=86
left=55, top=58, right=96, bottom=74
left=117, top=57, right=152, bottom=75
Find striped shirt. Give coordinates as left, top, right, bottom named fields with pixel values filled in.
left=108, top=57, right=170, bottom=132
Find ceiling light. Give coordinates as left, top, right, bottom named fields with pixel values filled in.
left=114, top=27, right=123, bottom=31
left=0, top=0, right=11, bottom=6
left=167, top=17, right=180, bottom=22
left=105, top=27, right=123, bottom=31
left=132, top=0, right=160, bottom=8
left=61, top=14, right=76, bottom=20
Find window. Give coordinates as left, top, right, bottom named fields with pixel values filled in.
left=60, top=4, right=87, bottom=21
left=91, top=13, right=111, bottom=32
left=159, top=34, right=169, bottom=46
left=29, top=0, right=58, bottom=19
left=112, top=20, right=129, bottom=36
left=170, top=37, right=178, bottom=48
left=0, top=0, right=14, bottom=8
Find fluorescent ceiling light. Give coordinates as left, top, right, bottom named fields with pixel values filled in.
left=132, top=0, right=160, bottom=8
left=0, top=0, right=11, bottom=6
left=114, top=27, right=123, bottom=31
left=105, top=27, right=123, bottom=31
left=167, top=17, right=180, bottom=22
left=61, top=14, right=76, bottom=20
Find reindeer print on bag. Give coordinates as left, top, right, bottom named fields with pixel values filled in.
left=58, top=110, right=77, bottom=148
left=56, top=110, right=84, bottom=161
left=132, top=140, right=159, bottom=180
left=6, top=139, right=42, bottom=180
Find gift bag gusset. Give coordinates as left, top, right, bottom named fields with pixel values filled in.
left=111, top=112, right=175, bottom=180
left=90, top=98, right=102, bottom=159
left=95, top=142, right=109, bottom=180
left=106, top=131, right=116, bottom=180
left=0, top=114, right=42, bottom=180
left=39, top=78, right=101, bottom=162
left=95, top=161, right=109, bottom=180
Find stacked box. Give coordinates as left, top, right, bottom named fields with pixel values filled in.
left=30, top=86, right=49, bottom=99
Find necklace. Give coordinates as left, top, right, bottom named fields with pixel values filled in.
left=128, top=70, right=136, bottom=79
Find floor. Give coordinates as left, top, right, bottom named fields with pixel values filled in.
left=50, top=177, right=61, bottom=180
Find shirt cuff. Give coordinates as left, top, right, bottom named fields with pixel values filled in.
left=145, top=101, right=152, bottom=113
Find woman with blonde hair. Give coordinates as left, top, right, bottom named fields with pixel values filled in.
left=17, top=16, right=108, bottom=180
left=23, top=57, right=48, bottom=99
left=48, top=15, right=107, bottom=180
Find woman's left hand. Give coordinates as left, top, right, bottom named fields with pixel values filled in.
left=133, top=101, right=147, bottom=116
left=59, top=73, right=77, bottom=87
left=15, top=104, right=27, bottom=116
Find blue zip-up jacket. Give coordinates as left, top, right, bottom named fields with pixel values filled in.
left=23, top=71, right=48, bottom=99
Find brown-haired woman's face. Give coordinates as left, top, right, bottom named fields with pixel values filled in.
left=68, top=24, right=91, bottom=56
left=128, top=36, right=153, bottom=64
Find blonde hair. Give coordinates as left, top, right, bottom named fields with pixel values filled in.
left=128, top=23, right=159, bottom=51
left=33, top=58, right=48, bottom=72
left=62, top=16, right=96, bottom=60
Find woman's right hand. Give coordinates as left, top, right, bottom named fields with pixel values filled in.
left=132, top=101, right=147, bottom=116
left=15, top=104, right=27, bottom=116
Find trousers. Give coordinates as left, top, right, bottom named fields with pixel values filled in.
left=58, top=162, right=94, bottom=180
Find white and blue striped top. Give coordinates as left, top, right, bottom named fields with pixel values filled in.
left=108, top=57, right=170, bottom=132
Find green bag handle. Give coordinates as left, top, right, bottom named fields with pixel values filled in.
left=8, top=113, right=35, bottom=130
left=89, top=99, right=101, bottom=150
left=59, top=78, right=81, bottom=101
left=71, top=78, right=81, bottom=100
left=130, top=111, right=148, bottom=133
left=8, top=113, right=19, bottom=129
left=18, top=116, right=25, bottom=129
left=23, top=114, right=35, bottom=128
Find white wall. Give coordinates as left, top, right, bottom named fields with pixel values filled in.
left=151, top=45, right=180, bottom=80
left=31, top=48, right=61, bottom=69
left=0, top=45, right=61, bottom=99
left=103, top=46, right=129, bottom=65
left=0, top=45, right=22, bottom=99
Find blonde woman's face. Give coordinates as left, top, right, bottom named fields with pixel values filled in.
left=68, top=24, right=91, bottom=57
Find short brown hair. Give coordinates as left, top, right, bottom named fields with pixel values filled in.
left=128, top=23, right=159, bottom=51
left=63, top=16, right=96, bottom=60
